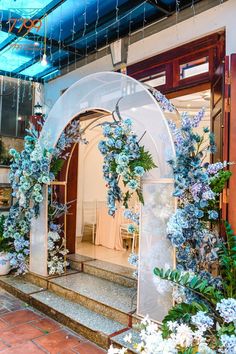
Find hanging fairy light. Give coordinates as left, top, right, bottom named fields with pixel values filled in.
left=94, top=0, right=100, bottom=59
left=142, top=2, right=146, bottom=40
left=58, top=6, right=63, bottom=71
left=71, top=0, right=76, bottom=42
left=176, top=0, right=180, bottom=23
left=82, top=0, right=88, bottom=37
left=116, top=0, right=120, bottom=40
left=41, top=14, right=48, bottom=66
left=191, top=0, right=196, bottom=16
left=128, top=12, right=132, bottom=47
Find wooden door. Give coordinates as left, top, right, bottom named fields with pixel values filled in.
left=66, top=143, right=78, bottom=254
left=211, top=57, right=229, bottom=222
left=228, top=54, right=236, bottom=231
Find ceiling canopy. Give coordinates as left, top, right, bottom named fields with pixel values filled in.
left=0, top=0, right=203, bottom=82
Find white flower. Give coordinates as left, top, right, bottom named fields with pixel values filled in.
left=124, top=333, right=132, bottom=343
left=198, top=341, right=216, bottom=354
left=167, top=321, right=178, bottom=331
left=107, top=345, right=127, bottom=354
left=174, top=324, right=194, bottom=347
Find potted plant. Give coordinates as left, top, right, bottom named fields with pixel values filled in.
left=0, top=215, right=11, bottom=275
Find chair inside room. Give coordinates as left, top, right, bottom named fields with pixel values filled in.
left=82, top=201, right=97, bottom=244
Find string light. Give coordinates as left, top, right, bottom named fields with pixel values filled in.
left=22, top=78, right=26, bottom=103
left=58, top=6, right=63, bottom=71
left=176, top=0, right=180, bottom=24
left=76, top=1, right=145, bottom=48
left=191, top=0, right=196, bottom=16
left=49, top=10, right=53, bottom=61
left=94, top=0, right=100, bottom=59
left=128, top=12, right=132, bottom=47
left=0, top=11, right=3, bottom=31
left=142, top=2, right=146, bottom=40
left=82, top=0, right=88, bottom=37
left=85, top=37, right=88, bottom=65
left=71, top=0, right=76, bottom=42
left=105, top=28, right=109, bottom=56
left=116, top=0, right=120, bottom=40
left=41, top=14, right=48, bottom=66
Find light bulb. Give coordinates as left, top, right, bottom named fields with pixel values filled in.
left=41, top=54, right=48, bottom=67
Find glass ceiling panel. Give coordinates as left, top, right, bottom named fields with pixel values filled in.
left=0, top=0, right=53, bottom=14
left=30, top=0, right=128, bottom=41
left=0, top=0, right=203, bottom=80
left=0, top=50, right=32, bottom=71
left=20, top=62, right=52, bottom=77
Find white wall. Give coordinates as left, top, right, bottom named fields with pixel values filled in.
left=44, top=0, right=236, bottom=109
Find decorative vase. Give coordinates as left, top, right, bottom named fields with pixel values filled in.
left=0, top=252, right=10, bottom=275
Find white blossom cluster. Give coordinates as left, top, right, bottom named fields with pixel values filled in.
left=47, top=231, right=69, bottom=275
left=107, top=316, right=214, bottom=354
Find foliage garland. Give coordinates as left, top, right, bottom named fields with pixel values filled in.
left=4, top=117, right=86, bottom=274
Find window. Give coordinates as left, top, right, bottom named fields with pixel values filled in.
left=141, top=71, right=166, bottom=88
left=180, top=57, right=209, bottom=80
left=0, top=76, right=33, bottom=138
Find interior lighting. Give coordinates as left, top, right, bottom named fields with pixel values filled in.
left=41, top=14, right=48, bottom=67
left=41, top=53, right=48, bottom=67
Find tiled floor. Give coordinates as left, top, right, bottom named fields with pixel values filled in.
left=0, top=288, right=106, bottom=354
left=76, top=241, right=136, bottom=268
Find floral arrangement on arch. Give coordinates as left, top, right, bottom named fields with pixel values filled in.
left=4, top=116, right=85, bottom=275
left=165, top=108, right=232, bottom=296
left=109, top=222, right=236, bottom=353
left=98, top=101, right=156, bottom=217
left=98, top=101, right=156, bottom=276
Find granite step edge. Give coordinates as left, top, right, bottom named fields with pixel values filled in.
left=47, top=279, right=136, bottom=326
left=0, top=275, right=129, bottom=350
left=83, top=261, right=137, bottom=288
left=110, top=328, right=139, bottom=354
left=0, top=275, right=46, bottom=303
left=30, top=290, right=129, bottom=349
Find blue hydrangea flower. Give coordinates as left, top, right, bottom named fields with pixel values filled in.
left=191, top=311, right=214, bottom=331
left=216, top=298, right=236, bottom=323
left=208, top=210, right=218, bottom=220
left=116, top=154, right=129, bottom=165
left=127, top=179, right=138, bottom=190
left=134, top=166, right=145, bottom=176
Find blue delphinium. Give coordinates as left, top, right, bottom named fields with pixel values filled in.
left=167, top=108, right=229, bottom=277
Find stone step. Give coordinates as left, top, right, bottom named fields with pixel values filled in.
left=0, top=275, right=130, bottom=349
left=67, top=254, right=95, bottom=272
left=110, top=328, right=139, bottom=354
left=68, top=254, right=137, bottom=288
left=48, top=272, right=137, bottom=326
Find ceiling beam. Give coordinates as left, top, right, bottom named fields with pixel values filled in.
left=0, top=69, right=43, bottom=82
left=147, top=0, right=173, bottom=15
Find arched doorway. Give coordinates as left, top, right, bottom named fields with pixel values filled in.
left=30, top=72, right=176, bottom=322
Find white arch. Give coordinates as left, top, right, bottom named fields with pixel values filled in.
left=31, top=72, right=176, bottom=322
